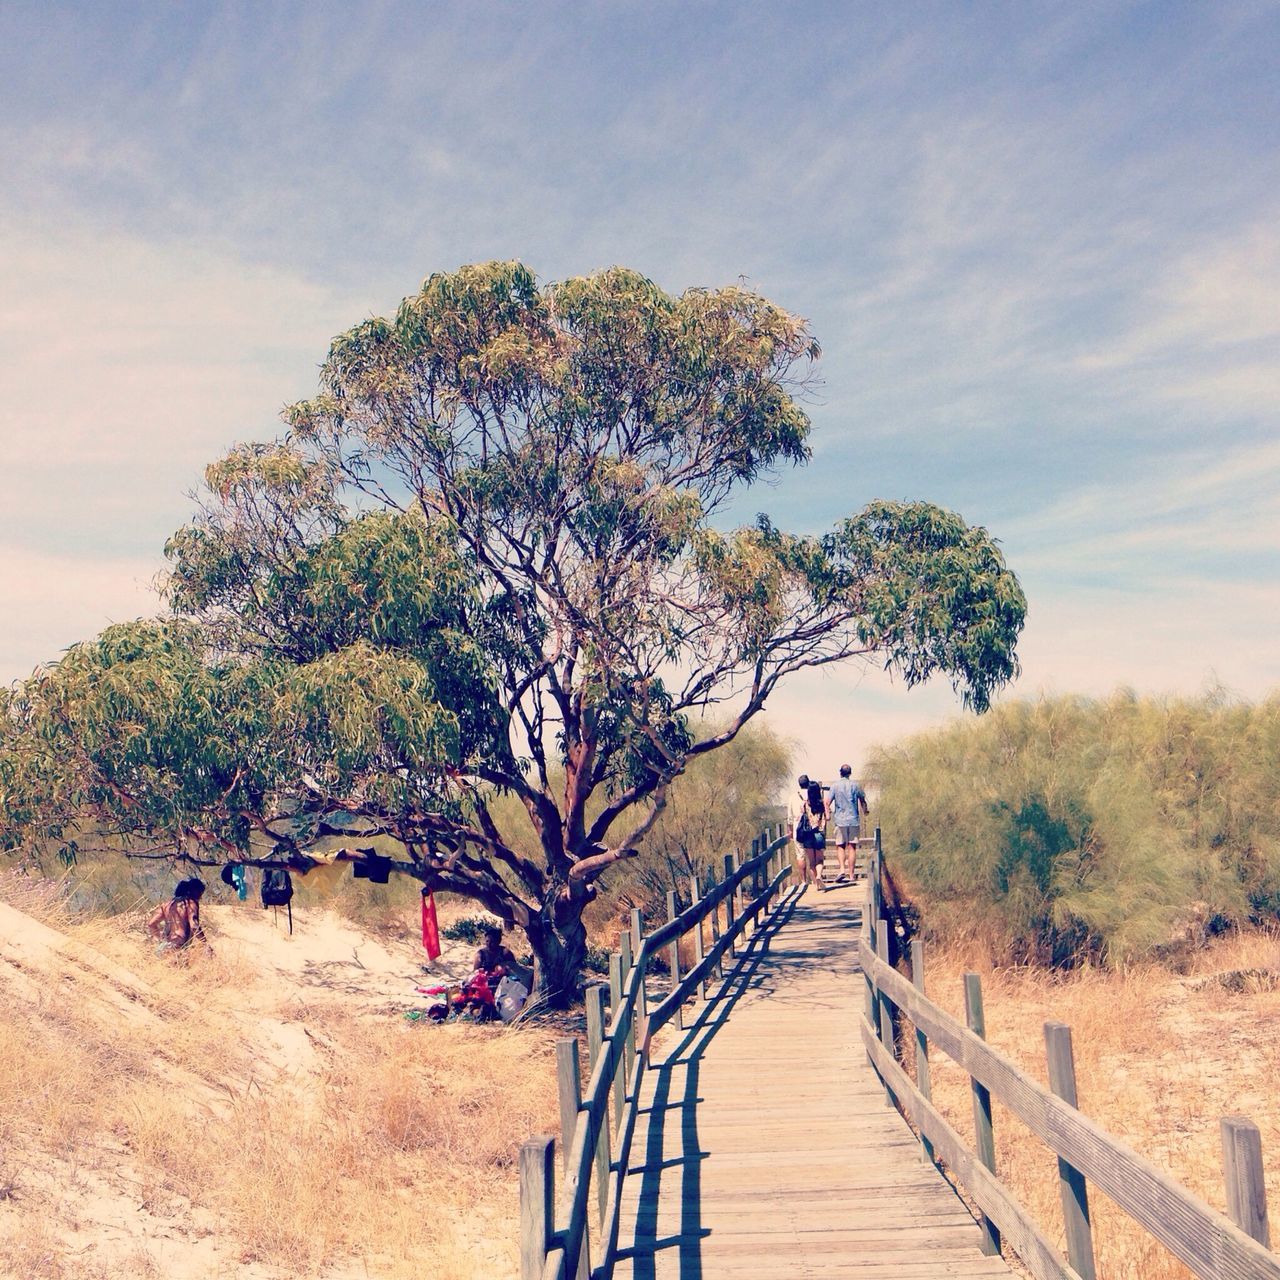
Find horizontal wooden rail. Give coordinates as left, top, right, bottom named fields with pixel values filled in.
left=860, top=929, right=1280, bottom=1280
left=861, top=1019, right=1082, bottom=1280
left=526, top=826, right=795, bottom=1280
left=642, top=861, right=793, bottom=1051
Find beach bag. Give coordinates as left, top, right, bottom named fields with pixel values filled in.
left=261, top=866, right=294, bottom=934
left=261, top=867, right=293, bottom=907
left=352, top=853, right=391, bottom=884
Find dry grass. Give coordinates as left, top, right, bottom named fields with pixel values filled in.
left=0, top=874, right=560, bottom=1279
left=912, top=933, right=1280, bottom=1280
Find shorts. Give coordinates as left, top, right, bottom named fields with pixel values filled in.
left=834, top=824, right=860, bottom=845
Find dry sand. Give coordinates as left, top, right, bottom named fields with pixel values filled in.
left=0, top=882, right=551, bottom=1280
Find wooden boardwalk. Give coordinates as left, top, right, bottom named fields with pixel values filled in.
left=613, top=883, right=1013, bottom=1279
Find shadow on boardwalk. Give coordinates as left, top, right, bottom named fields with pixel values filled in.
left=614, top=884, right=1012, bottom=1280
left=622, top=890, right=806, bottom=1280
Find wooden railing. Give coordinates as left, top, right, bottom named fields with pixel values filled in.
left=519, top=826, right=796, bottom=1280
left=861, top=837, right=1279, bottom=1280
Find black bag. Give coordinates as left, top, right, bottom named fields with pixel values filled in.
left=261, top=865, right=294, bottom=934
left=261, top=867, right=293, bottom=907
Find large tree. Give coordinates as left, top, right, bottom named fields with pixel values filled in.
left=0, top=262, right=1026, bottom=1001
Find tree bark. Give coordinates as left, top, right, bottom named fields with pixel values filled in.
left=526, top=905, right=590, bottom=1008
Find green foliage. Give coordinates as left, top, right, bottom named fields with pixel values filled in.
left=871, top=691, right=1280, bottom=965
left=441, top=914, right=498, bottom=944
left=603, top=719, right=793, bottom=913
left=828, top=501, right=1025, bottom=713
left=2, top=260, right=1026, bottom=1001
left=0, top=619, right=462, bottom=860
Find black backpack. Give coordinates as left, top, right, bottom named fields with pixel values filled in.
left=261, top=866, right=294, bottom=933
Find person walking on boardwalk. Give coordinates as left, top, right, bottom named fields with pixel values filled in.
left=828, top=764, right=869, bottom=883
left=793, top=774, right=830, bottom=891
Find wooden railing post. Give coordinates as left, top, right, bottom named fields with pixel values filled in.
left=630, top=907, right=646, bottom=1029
left=964, top=972, right=1001, bottom=1258
left=875, top=923, right=895, bottom=1107
left=1044, top=1022, right=1097, bottom=1279
left=1222, top=1116, right=1271, bottom=1247
left=619, top=929, right=636, bottom=1082
left=865, top=861, right=878, bottom=958
left=585, top=983, right=612, bottom=1228
left=707, top=870, right=723, bottom=979
left=690, top=871, right=707, bottom=997
left=666, top=889, right=683, bottom=1030
left=910, top=939, right=935, bottom=1167
left=555, top=1037, right=590, bottom=1280
left=555, top=1038, right=581, bottom=1169
left=862, top=876, right=876, bottom=1037
left=519, top=1135, right=555, bottom=1280
left=609, top=952, right=625, bottom=1134
left=723, top=853, right=737, bottom=955
left=871, top=827, right=883, bottom=928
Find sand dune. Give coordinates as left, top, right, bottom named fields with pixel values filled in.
left=0, top=884, right=556, bottom=1280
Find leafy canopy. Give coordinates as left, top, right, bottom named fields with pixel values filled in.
left=2, top=261, right=1025, bottom=994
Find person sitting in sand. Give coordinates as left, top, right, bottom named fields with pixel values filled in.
left=147, top=878, right=212, bottom=956
left=474, top=925, right=519, bottom=979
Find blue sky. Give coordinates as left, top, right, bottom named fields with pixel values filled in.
left=2, top=1, right=1277, bottom=772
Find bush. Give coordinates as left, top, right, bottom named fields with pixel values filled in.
left=870, top=690, right=1280, bottom=966
left=441, top=914, right=500, bottom=945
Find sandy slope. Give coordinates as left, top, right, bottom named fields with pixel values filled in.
left=0, top=889, right=529, bottom=1280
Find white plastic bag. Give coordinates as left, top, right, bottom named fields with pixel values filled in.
left=495, top=975, right=529, bottom=1022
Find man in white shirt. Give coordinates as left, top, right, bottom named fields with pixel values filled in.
left=827, top=764, right=869, bottom=883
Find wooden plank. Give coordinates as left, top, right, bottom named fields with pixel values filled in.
left=612, top=887, right=1014, bottom=1279
left=1045, top=1021, right=1097, bottom=1280
left=862, top=941, right=1280, bottom=1280
left=519, top=1135, right=555, bottom=1280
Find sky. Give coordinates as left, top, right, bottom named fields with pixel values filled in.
left=1, top=1, right=1277, bottom=780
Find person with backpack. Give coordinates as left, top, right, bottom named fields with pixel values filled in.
left=793, top=774, right=830, bottom=892
left=828, top=764, right=870, bottom=883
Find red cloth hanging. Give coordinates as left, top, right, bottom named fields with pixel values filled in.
left=421, top=890, right=441, bottom=960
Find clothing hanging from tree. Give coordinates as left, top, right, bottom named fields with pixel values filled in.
left=421, top=890, right=441, bottom=960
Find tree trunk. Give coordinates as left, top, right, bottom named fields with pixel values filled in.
left=526, top=907, right=590, bottom=1008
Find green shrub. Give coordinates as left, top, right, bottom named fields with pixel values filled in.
left=442, top=915, right=499, bottom=944
left=870, top=690, right=1280, bottom=966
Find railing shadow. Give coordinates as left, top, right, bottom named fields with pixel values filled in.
left=618, top=889, right=804, bottom=1280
